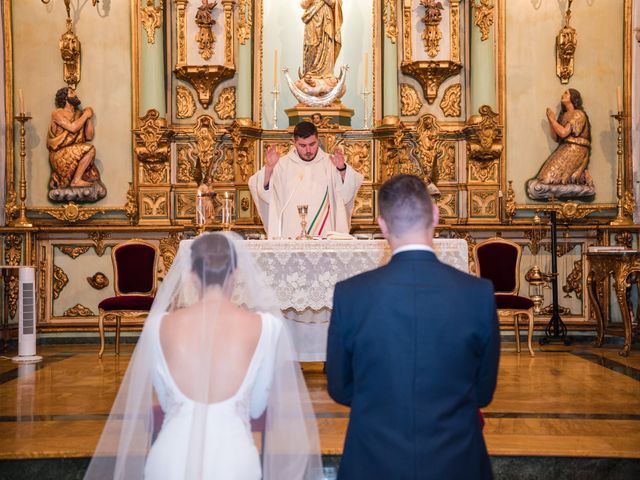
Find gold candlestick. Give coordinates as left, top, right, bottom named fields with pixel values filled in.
left=13, top=114, right=32, bottom=227
left=296, top=204, right=312, bottom=240
left=610, top=112, right=632, bottom=226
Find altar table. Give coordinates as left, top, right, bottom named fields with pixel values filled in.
left=244, top=239, right=469, bottom=361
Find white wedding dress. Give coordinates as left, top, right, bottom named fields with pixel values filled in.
left=144, top=312, right=282, bottom=480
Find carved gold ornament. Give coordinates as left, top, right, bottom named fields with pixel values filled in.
left=176, top=192, right=196, bottom=217
left=134, top=109, right=170, bottom=163
left=4, top=190, right=18, bottom=224
left=614, top=232, right=633, bottom=250
left=175, top=66, right=235, bottom=109
left=87, top=272, right=109, bottom=290
left=52, top=265, right=69, bottom=300
left=383, top=0, right=398, bottom=43
left=191, top=115, right=224, bottom=183
left=237, top=0, right=252, bottom=45
left=471, top=191, right=497, bottom=216
left=437, top=143, right=456, bottom=182
left=401, top=61, right=462, bottom=105
left=214, top=87, right=236, bottom=120
left=88, top=231, right=111, bottom=257
left=142, top=192, right=168, bottom=216
left=42, top=203, right=106, bottom=223
left=465, top=105, right=502, bottom=163
left=469, top=160, right=497, bottom=183
left=240, top=196, right=250, bottom=212
left=59, top=18, right=81, bottom=88
left=141, top=0, right=164, bottom=44
left=59, top=246, right=90, bottom=259
left=420, top=0, right=444, bottom=58
left=436, top=192, right=457, bottom=217
left=229, top=121, right=258, bottom=182
left=63, top=304, right=95, bottom=317
left=4, top=234, right=22, bottom=266
left=471, top=0, right=494, bottom=41
left=410, top=114, right=442, bottom=192
left=505, top=181, right=516, bottom=223
left=400, top=84, right=422, bottom=116
left=176, top=85, right=197, bottom=119
left=177, top=145, right=196, bottom=183
left=354, top=189, right=374, bottom=217
left=344, top=142, right=371, bottom=180
left=195, top=0, right=217, bottom=60
left=213, top=148, right=235, bottom=182
left=125, top=182, right=139, bottom=225
left=440, top=83, right=461, bottom=117
left=622, top=191, right=635, bottom=218
left=556, top=0, right=577, bottom=85
left=7, top=274, right=19, bottom=319
left=562, top=259, right=582, bottom=300
left=142, top=163, right=168, bottom=184
left=159, top=233, right=182, bottom=273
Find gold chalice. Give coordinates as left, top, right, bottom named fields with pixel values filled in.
left=296, top=204, right=312, bottom=240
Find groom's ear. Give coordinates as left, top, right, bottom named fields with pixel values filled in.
left=377, top=216, right=390, bottom=239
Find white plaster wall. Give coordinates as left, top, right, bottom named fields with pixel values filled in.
left=11, top=1, right=132, bottom=207
left=262, top=0, right=374, bottom=129
left=505, top=0, right=623, bottom=204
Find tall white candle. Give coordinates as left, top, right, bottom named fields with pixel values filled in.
left=274, top=49, right=279, bottom=89
left=616, top=86, right=622, bottom=112
left=363, top=52, right=368, bottom=91
left=18, top=89, right=24, bottom=114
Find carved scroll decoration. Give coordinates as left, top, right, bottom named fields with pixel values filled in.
left=134, top=109, right=171, bottom=164
left=141, top=0, right=164, bottom=44
left=60, top=18, right=81, bottom=88
left=142, top=193, right=168, bottom=216
left=190, top=115, right=224, bottom=184
left=59, top=246, right=90, bottom=259
left=344, top=142, right=371, bottom=180
left=4, top=235, right=22, bottom=319
left=177, top=145, right=196, bottom=183
left=400, top=84, right=422, bottom=116
left=125, top=182, right=138, bottom=225
left=614, top=232, right=633, bottom=250
left=471, top=0, right=494, bottom=41
left=465, top=105, right=502, bottom=163
left=237, top=0, right=252, bottom=45
left=176, top=85, right=197, bottom=119
left=562, top=259, right=583, bottom=300
left=440, top=83, right=461, bottom=117
left=52, top=265, right=69, bottom=300
left=383, top=0, right=398, bottom=43
left=556, top=0, right=577, bottom=84
left=437, top=142, right=456, bottom=182
left=214, top=87, right=236, bottom=120
left=63, top=304, right=95, bottom=317
left=408, top=114, right=443, bottom=194
left=420, top=0, right=444, bottom=58
left=229, top=121, right=258, bottom=183
left=88, top=231, right=111, bottom=257
left=159, top=233, right=182, bottom=274
left=471, top=191, right=497, bottom=216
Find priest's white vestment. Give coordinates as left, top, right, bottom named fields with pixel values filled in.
left=249, top=148, right=363, bottom=239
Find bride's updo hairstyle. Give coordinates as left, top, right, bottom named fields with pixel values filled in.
left=190, top=233, right=238, bottom=288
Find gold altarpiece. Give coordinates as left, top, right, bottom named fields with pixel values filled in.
left=1, top=1, right=638, bottom=342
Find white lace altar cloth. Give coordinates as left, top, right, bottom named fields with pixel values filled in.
left=244, top=239, right=469, bottom=361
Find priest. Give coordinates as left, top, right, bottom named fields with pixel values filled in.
left=249, top=121, right=363, bottom=238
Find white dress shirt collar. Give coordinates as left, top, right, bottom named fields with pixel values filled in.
left=392, top=244, right=434, bottom=256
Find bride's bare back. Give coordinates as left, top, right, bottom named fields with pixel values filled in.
left=159, top=291, right=263, bottom=404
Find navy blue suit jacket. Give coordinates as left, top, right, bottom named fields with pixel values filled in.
left=327, top=250, right=500, bottom=480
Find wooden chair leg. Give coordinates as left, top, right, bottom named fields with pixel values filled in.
left=514, top=315, right=521, bottom=353
left=115, top=316, right=121, bottom=355
left=98, top=311, right=106, bottom=359
left=526, top=309, right=535, bottom=357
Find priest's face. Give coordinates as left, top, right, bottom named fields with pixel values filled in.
left=294, top=134, right=319, bottom=161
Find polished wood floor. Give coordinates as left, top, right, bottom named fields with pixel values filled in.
left=1, top=342, right=639, bottom=460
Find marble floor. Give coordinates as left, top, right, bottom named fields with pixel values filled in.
left=0, top=342, right=639, bottom=469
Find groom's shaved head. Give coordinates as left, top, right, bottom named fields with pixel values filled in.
left=378, top=174, right=435, bottom=236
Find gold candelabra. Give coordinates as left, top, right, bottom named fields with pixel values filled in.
left=610, top=112, right=632, bottom=226
left=13, top=114, right=32, bottom=227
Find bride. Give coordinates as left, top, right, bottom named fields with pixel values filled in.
left=85, top=232, right=323, bottom=479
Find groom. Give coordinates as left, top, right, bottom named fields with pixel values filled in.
left=327, top=174, right=500, bottom=479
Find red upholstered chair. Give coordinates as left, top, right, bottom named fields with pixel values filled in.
left=98, top=239, right=159, bottom=358
left=473, top=237, right=535, bottom=356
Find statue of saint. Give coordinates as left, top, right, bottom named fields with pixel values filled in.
left=47, top=87, right=106, bottom=202
left=527, top=88, right=595, bottom=200
left=301, top=0, right=342, bottom=78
